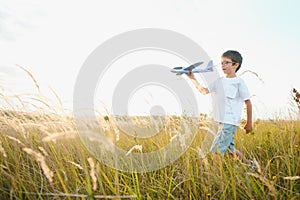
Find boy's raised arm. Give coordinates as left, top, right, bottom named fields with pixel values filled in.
left=186, top=71, right=209, bottom=95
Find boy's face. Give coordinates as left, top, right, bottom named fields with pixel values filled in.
left=221, top=56, right=238, bottom=77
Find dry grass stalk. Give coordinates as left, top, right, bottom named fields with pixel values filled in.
left=197, top=147, right=209, bottom=169
left=5, top=135, right=24, bottom=146
left=126, top=145, right=143, bottom=156
left=0, top=141, right=7, bottom=158
left=247, top=172, right=277, bottom=198
left=283, top=176, right=300, bottom=180
left=253, top=159, right=262, bottom=174
left=87, top=157, right=97, bottom=191
left=170, top=134, right=178, bottom=142
left=16, top=64, right=41, bottom=93
left=178, top=132, right=186, bottom=149
left=23, top=147, right=54, bottom=183
left=198, top=126, right=215, bottom=135
left=67, top=161, right=83, bottom=170
left=49, top=86, right=63, bottom=109
left=42, top=131, right=77, bottom=142
left=1, top=164, right=8, bottom=170
left=239, top=70, right=264, bottom=83
left=109, top=117, right=120, bottom=142
left=265, top=156, right=283, bottom=174
left=38, top=146, right=49, bottom=157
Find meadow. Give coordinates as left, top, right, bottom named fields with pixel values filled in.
left=0, top=77, right=299, bottom=199
left=0, top=108, right=299, bottom=199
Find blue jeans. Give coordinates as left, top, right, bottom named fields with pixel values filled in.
left=210, top=123, right=238, bottom=155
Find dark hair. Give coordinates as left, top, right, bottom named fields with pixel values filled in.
left=222, top=50, right=243, bottom=72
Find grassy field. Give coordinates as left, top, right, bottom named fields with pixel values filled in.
left=0, top=108, right=299, bottom=199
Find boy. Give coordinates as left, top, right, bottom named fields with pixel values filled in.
left=187, top=50, right=253, bottom=166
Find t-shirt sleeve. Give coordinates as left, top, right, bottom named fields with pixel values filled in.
left=239, top=78, right=250, bottom=101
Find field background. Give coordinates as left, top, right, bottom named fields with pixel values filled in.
left=0, top=107, right=299, bottom=199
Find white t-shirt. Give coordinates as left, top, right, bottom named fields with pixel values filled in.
left=208, top=77, right=250, bottom=126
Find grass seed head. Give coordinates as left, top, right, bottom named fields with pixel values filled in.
left=23, top=147, right=54, bottom=183
left=87, top=157, right=97, bottom=191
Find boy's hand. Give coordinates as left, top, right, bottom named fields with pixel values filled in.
left=244, top=122, right=252, bottom=134
left=186, top=70, right=196, bottom=80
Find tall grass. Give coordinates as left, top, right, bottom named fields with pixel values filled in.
left=0, top=73, right=299, bottom=199
left=0, top=107, right=299, bottom=199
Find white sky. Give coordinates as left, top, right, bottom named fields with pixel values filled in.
left=0, top=0, right=300, bottom=119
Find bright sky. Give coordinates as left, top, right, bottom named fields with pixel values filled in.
left=1, top=0, right=300, bottom=119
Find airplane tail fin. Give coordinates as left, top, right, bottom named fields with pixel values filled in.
left=206, top=60, right=214, bottom=71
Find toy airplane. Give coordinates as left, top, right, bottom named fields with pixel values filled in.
left=170, top=60, right=214, bottom=75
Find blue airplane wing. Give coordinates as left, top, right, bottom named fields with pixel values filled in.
left=192, top=68, right=212, bottom=73
left=184, top=61, right=204, bottom=71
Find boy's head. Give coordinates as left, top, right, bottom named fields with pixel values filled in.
left=221, top=50, right=243, bottom=72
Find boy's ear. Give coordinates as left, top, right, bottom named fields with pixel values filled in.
left=233, top=63, right=238, bottom=70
